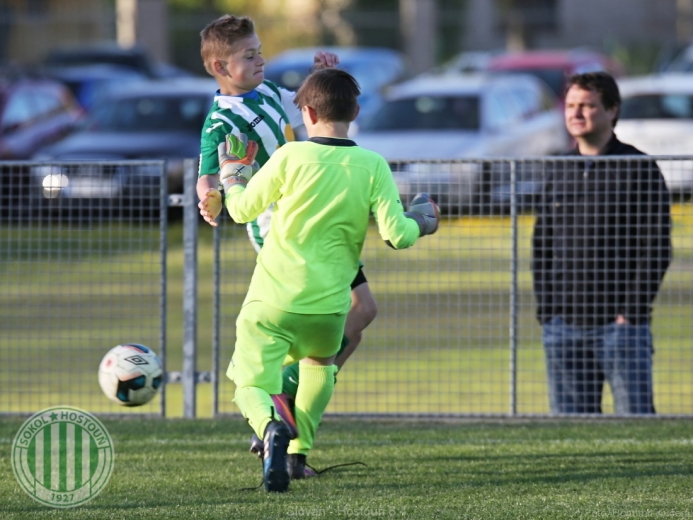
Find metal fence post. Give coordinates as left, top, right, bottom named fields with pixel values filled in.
left=212, top=225, right=221, bottom=417
left=159, top=160, right=168, bottom=417
left=509, top=160, right=518, bottom=415
left=183, top=159, right=198, bottom=418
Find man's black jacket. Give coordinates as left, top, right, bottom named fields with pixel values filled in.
left=531, top=135, right=672, bottom=326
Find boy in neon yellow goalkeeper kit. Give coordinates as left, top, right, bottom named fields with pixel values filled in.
left=195, top=16, right=377, bottom=462
left=214, top=68, right=439, bottom=492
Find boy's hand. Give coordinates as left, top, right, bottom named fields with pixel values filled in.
left=312, top=51, right=339, bottom=70
left=218, top=133, right=259, bottom=191
left=404, top=193, right=440, bottom=237
left=198, top=188, right=223, bottom=227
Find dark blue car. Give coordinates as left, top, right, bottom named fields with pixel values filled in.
left=31, top=78, right=216, bottom=218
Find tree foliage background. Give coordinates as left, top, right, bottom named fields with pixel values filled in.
left=169, top=0, right=359, bottom=74
left=168, top=0, right=466, bottom=75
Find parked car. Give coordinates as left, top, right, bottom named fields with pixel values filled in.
left=0, top=74, right=84, bottom=220
left=661, top=43, right=693, bottom=73
left=616, top=73, right=693, bottom=198
left=487, top=49, right=624, bottom=100
left=42, top=42, right=194, bottom=79
left=264, top=46, right=407, bottom=126
left=42, top=43, right=196, bottom=111
left=42, top=63, right=149, bottom=110
left=440, top=50, right=504, bottom=75
left=354, top=73, right=569, bottom=213
left=0, top=75, right=83, bottom=159
left=31, top=78, right=217, bottom=217
left=44, top=43, right=160, bottom=78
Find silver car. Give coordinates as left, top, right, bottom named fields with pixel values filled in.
left=616, top=73, right=693, bottom=198
left=353, top=73, right=569, bottom=213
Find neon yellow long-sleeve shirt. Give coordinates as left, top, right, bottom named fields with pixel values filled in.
left=225, top=137, right=420, bottom=314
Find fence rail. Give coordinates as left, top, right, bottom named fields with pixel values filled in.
left=2, top=157, right=692, bottom=418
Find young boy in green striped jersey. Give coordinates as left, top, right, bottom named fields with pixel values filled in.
left=196, top=13, right=377, bottom=466
left=217, top=68, right=439, bottom=492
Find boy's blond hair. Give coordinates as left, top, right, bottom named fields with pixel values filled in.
left=200, top=14, right=256, bottom=76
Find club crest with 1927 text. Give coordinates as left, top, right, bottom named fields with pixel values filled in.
left=11, top=406, right=114, bottom=508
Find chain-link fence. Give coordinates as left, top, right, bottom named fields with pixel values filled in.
left=2, top=156, right=692, bottom=417
left=0, top=161, right=168, bottom=416
left=215, top=156, right=693, bottom=417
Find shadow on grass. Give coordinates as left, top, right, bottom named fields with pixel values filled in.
left=420, top=449, right=692, bottom=487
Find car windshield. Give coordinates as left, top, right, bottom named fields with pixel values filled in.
left=361, top=95, right=480, bottom=131
left=266, top=60, right=399, bottom=93
left=88, top=95, right=208, bottom=132
left=620, top=94, right=693, bottom=119
left=343, top=61, right=401, bottom=92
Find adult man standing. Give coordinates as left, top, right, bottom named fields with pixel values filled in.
left=532, top=72, right=672, bottom=414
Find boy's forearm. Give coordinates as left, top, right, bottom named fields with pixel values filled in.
left=224, top=186, right=265, bottom=224
left=196, top=174, right=223, bottom=226
left=373, top=183, right=422, bottom=250
left=196, top=174, right=219, bottom=199
left=381, top=216, right=421, bottom=249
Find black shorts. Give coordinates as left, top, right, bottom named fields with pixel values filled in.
left=350, top=266, right=367, bottom=290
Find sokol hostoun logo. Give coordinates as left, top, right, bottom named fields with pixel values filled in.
left=12, top=406, right=114, bottom=508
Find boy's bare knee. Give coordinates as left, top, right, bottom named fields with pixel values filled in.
left=361, top=299, right=378, bottom=324
left=355, top=300, right=377, bottom=330
left=350, top=284, right=378, bottom=328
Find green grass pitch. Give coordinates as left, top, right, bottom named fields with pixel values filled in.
left=1, top=418, right=692, bottom=519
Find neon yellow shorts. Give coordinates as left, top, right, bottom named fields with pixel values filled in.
left=227, top=300, right=347, bottom=393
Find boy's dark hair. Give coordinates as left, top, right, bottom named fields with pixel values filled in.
left=200, top=14, right=255, bottom=76
left=294, top=68, right=361, bottom=123
left=565, top=71, right=621, bottom=126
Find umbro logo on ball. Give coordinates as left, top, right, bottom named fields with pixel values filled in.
left=124, top=355, right=149, bottom=365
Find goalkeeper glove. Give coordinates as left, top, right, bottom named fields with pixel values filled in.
left=404, top=192, right=440, bottom=236
left=217, top=133, right=260, bottom=191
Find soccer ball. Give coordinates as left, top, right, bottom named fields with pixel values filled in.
left=98, top=344, right=163, bottom=407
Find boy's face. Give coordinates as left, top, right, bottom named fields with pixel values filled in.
left=215, top=33, right=264, bottom=95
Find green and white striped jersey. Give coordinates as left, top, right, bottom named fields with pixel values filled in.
left=198, top=80, right=303, bottom=250
left=198, top=81, right=302, bottom=175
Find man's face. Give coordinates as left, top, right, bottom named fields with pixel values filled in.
left=218, top=33, right=264, bottom=94
left=564, top=85, right=617, bottom=140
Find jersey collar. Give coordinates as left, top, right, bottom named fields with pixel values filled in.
left=308, top=137, right=357, bottom=147
left=215, top=89, right=260, bottom=101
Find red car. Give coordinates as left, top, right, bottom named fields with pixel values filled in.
left=487, top=49, right=624, bottom=100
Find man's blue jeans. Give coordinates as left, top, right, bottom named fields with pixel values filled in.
left=542, top=316, right=655, bottom=414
